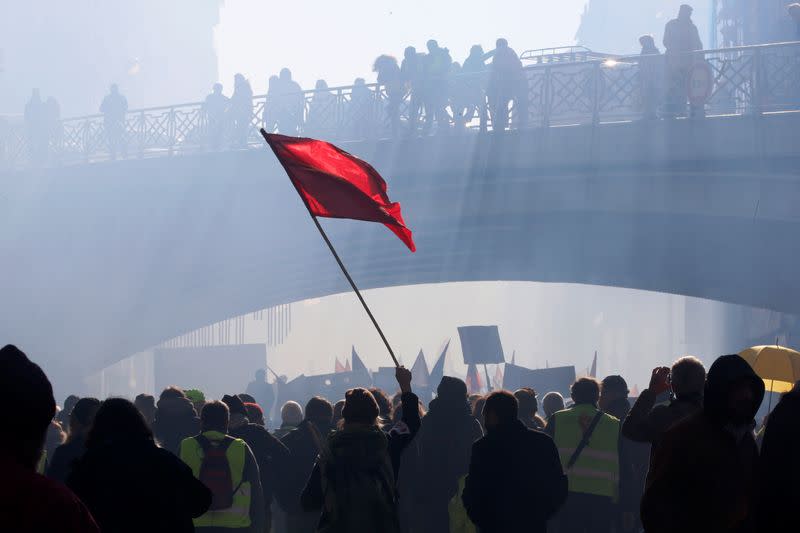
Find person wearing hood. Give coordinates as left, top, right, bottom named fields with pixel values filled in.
left=222, top=394, right=289, bottom=533
left=757, top=380, right=800, bottom=532
left=47, top=397, right=101, bottom=483
left=400, top=376, right=483, bottom=532
left=300, top=367, right=420, bottom=533
left=641, top=354, right=765, bottom=533
left=153, top=386, right=200, bottom=455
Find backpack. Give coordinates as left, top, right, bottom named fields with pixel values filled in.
left=196, top=435, right=242, bottom=510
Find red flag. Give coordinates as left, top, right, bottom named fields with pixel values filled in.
left=466, top=363, right=483, bottom=395
left=263, top=132, right=416, bottom=251
left=335, top=357, right=346, bottom=373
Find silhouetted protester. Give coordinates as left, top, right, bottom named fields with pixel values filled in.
left=350, top=77, right=374, bottom=139
left=487, top=38, right=526, bottom=131
left=187, top=388, right=208, bottom=416
left=758, top=380, right=800, bottom=532
left=401, top=376, right=483, bottom=533
left=223, top=394, right=290, bottom=533
left=274, top=397, right=333, bottom=532
left=274, top=400, right=303, bottom=440
left=373, top=54, right=404, bottom=137
left=245, top=402, right=266, bottom=427
left=369, top=387, right=393, bottom=429
left=599, top=375, right=650, bottom=533
left=663, top=4, right=703, bottom=117
left=622, top=356, right=706, bottom=460
left=515, top=387, right=546, bottom=430
left=542, top=391, right=566, bottom=424
left=24, top=88, right=48, bottom=163
left=472, top=395, right=487, bottom=433
left=240, top=393, right=257, bottom=404
left=462, top=391, right=567, bottom=533
left=205, top=82, right=230, bottom=150
left=263, top=75, right=281, bottom=133
left=638, top=35, right=662, bottom=120
left=641, top=354, right=764, bottom=533
left=56, top=394, right=80, bottom=433
left=448, top=61, right=469, bottom=130
left=45, top=418, right=66, bottom=465
left=274, top=68, right=305, bottom=135
left=421, top=39, right=452, bottom=135
left=545, top=377, right=620, bottom=533
left=332, top=399, right=345, bottom=427
left=460, top=45, right=491, bottom=130
left=68, top=398, right=211, bottom=532
left=47, top=397, right=101, bottom=483
left=153, top=386, right=200, bottom=455
left=300, top=367, right=420, bottom=533
left=247, top=369, right=275, bottom=422
left=100, top=83, right=128, bottom=159
left=135, top=392, right=157, bottom=428
left=305, top=80, right=336, bottom=137
left=401, top=46, right=425, bottom=134
left=230, top=73, right=254, bottom=147
left=180, top=400, right=265, bottom=532
left=0, top=345, right=100, bottom=532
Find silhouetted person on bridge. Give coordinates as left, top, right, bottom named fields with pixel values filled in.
left=460, top=45, right=491, bottom=131
left=0, top=345, right=100, bottom=532
left=462, top=390, right=567, bottom=533
left=273, top=68, right=304, bottom=135
left=421, top=39, right=452, bottom=135
left=639, top=35, right=663, bottom=120
left=204, top=82, right=229, bottom=150
left=24, top=89, right=48, bottom=163
left=246, top=369, right=275, bottom=421
left=100, top=84, right=128, bottom=159
left=641, top=354, right=764, bottom=533
left=487, top=38, right=525, bottom=131
left=663, top=4, right=703, bottom=118
left=349, top=77, right=374, bottom=140
left=401, top=46, right=425, bottom=135
left=230, top=73, right=254, bottom=147
left=263, top=75, right=281, bottom=133
left=305, top=79, right=336, bottom=138
left=373, top=54, right=404, bottom=137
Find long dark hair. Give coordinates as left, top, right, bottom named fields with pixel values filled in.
left=86, top=398, right=154, bottom=449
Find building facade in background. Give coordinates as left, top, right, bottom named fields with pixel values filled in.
left=715, top=0, right=799, bottom=47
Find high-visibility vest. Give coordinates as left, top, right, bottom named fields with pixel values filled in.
left=180, top=431, right=252, bottom=529
left=448, top=475, right=477, bottom=533
left=552, top=404, right=619, bottom=499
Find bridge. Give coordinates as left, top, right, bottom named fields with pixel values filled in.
left=1, top=42, right=800, bottom=391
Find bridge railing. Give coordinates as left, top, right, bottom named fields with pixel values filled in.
left=2, top=41, right=799, bottom=169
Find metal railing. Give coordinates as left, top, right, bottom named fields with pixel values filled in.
left=2, top=41, right=799, bottom=170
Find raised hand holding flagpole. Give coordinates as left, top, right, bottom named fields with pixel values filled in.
left=260, top=130, right=416, bottom=367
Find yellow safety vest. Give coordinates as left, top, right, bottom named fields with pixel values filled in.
left=448, top=475, right=477, bottom=533
left=179, top=431, right=252, bottom=529
left=552, top=404, right=619, bottom=499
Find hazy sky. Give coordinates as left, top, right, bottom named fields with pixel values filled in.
left=215, top=0, right=588, bottom=94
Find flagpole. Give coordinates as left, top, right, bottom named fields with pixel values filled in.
left=260, top=129, right=400, bottom=368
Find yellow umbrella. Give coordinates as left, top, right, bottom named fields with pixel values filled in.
left=739, top=345, right=800, bottom=394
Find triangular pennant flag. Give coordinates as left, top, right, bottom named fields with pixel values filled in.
left=466, top=363, right=483, bottom=395
left=430, top=340, right=449, bottom=386
left=411, top=349, right=430, bottom=388
left=351, top=346, right=373, bottom=385
left=493, top=364, right=504, bottom=390
left=345, top=359, right=351, bottom=372
left=335, top=357, right=346, bottom=373
left=511, top=350, right=516, bottom=365
left=589, top=351, right=597, bottom=378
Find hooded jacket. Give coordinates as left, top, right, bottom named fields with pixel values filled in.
left=641, top=354, right=765, bottom=533
left=153, top=396, right=199, bottom=455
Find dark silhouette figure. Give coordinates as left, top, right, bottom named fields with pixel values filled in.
left=47, top=397, right=101, bottom=483
left=204, top=82, right=229, bottom=150
left=641, top=354, right=764, bottom=533
left=599, top=375, right=650, bottom=533
left=462, top=390, right=567, bottom=533
left=545, top=378, right=620, bottom=533
left=67, top=398, right=210, bottom=532
left=24, top=89, right=48, bottom=163
left=421, top=39, right=452, bottom=135
left=349, top=77, right=374, bottom=140
left=373, top=54, right=404, bottom=137
left=542, top=391, right=565, bottom=424
left=305, top=79, right=336, bottom=137
left=222, top=394, right=290, bottom=532
left=401, top=46, right=425, bottom=135
left=758, top=380, right=800, bottom=532
left=515, top=387, right=546, bottom=430
left=300, top=367, right=420, bottom=533
left=460, top=45, right=491, bottom=131
left=152, top=386, right=200, bottom=455
left=230, top=73, right=254, bottom=147
left=274, top=396, right=333, bottom=532
left=622, top=356, right=706, bottom=461
left=638, top=35, right=663, bottom=120
left=244, top=402, right=265, bottom=426
left=663, top=4, right=704, bottom=117
left=400, top=376, right=483, bottom=533
left=0, top=345, right=100, bottom=532
left=134, top=393, right=156, bottom=428
left=99, top=84, right=128, bottom=159
left=487, top=38, right=526, bottom=131
left=274, top=68, right=305, bottom=135
left=56, top=394, right=80, bottom=430
left=263, top=75, right=281, bottom=133
left=246, top=369, right=275, bottom=422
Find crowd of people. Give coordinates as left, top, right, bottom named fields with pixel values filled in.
left=2, top=340, right=798, bottom=533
